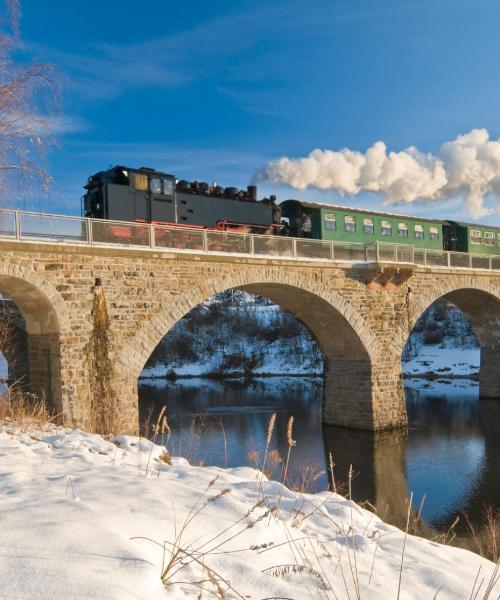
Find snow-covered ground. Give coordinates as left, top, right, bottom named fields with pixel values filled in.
left=402, top=346, right=480, bottom=378
left=0, top=423, right=497, bottom=599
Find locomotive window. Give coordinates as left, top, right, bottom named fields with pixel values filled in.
left=363, top=218, right=374, bottom=234
left=470, top=230, right=482, bottom=244
left=430, top=226, right=440, bottom=241
left=414, top=224, right=424, bottom=239
left=133, top=173, right=148, bottom=191
left=324, top=213, right=336, bottom=230
left=484, top=231, right=496, bottom=245
left=398, top=223, right=408, bottom=238
left=151, top=178, right=162, bottom=194
left=344, top=215, right=356, bottom=233
left=381, top=220, right=392, bottom=236
left=163, top=179, right=174, bottom=195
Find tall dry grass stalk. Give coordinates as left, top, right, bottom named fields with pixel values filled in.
left=257, top=411, right=276, bottom=502
left=275, top=416, right=296, bottom=513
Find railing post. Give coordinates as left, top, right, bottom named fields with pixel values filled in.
left=293, top=237, right=297, bottom=258
left=87, top=218, right=93, bottom=245
left=330, top=241, right=335, bottom=261
left=411, top=244, right=415, bottom=264
left=149, top=223, right=155, bottom=248
left=203, top=229, right=208, bottom=252
left=376, top=241, right=380, bottom=262
left=364, top=243, right=368, bottom=263
left=394, top=244, right=398, bottom=262
left=489, top=255, right=492, bottom=270
left=469, top=253, right=472, bottom=269
left=447, top=251, right=451, bottom=268
left=15, top=210, right=20, bottom=239
left=424, top=249, right=427, bottom=266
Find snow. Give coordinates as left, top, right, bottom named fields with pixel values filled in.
left=0, top=423, right=497, bottom=599
left=402, top=346, right=479, bottom=377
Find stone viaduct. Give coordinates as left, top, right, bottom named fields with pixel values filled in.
left=1, top=237, right=500, bottom=433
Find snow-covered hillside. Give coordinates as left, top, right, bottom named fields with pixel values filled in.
left=0, top=423, right=497, bottom=599
left=402, top=299, right=479, bottom=377
left=143, top=291, right=323, bottom=378
left=143, top=293, right=478, bottom=380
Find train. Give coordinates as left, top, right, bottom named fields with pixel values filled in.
left=82, top=165, right=500, bottom=255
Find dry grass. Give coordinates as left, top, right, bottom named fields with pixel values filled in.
left=0, top=384, right=54, bottom=430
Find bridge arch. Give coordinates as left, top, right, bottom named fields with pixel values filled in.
left=115, top=275, right=405, bottom=431
left=0, top=263, right=69, bottom=411
left=398, top=280, right=500, bottom=398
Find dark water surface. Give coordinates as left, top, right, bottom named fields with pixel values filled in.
left=139, top=376, right=500, bottom=546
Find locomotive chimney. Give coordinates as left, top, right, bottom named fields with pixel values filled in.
left=247, top=185, right=257, bottom=201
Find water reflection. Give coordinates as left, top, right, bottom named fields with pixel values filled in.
left=139, top=377, right=326, bottom=482
left=139, top=375, right=500, bottom=544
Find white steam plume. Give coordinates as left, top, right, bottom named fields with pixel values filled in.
left=264, top=129, right=500, bottom=219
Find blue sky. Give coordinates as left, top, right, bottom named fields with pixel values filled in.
left=16, top=0, right=500, bottom=223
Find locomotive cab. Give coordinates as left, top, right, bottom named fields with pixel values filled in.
left=83, top=166, right=176, bottom=224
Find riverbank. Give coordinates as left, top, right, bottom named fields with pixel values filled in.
left=140, top=346, right=479, bottom=383
left=0, top=422, right=497, bottom=599
left=403, top=346, right=479, bottom=380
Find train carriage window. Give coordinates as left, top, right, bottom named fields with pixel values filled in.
left=398, top=222, right=408, bottom=238
left=133, top=173, right=148, bottom=191
left=363, top=218, right=374, bottom=234
left=381, top=220, right=392, bottom=236
left=151, top=178, right=162, bottom=194
left=414, top=224, right=424, bottom=239
left=430, top=226, right=439, bottom=241
left=484, top=231, right=496, bottom=245
left=163, top=179, right=174, bottom=195
left=324, top=213, right=336, bottom=230
left=470, top=230, right=482, bottom=244
left=344, top=215, right=356, bottom=233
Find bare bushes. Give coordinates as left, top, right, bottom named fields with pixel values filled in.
left=0, top=0, right=60, bottom=203
left=0, top=385, right=53, bottom=429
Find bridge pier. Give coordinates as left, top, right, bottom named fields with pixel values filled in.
left=323, top=356, right=407, bottom=430
left=479, top=346, right=500, bottom=398
left=27, top=332, right=62, bottom=412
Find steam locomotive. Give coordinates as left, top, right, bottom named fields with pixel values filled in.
left=82, top=165, right=282, bottom=234
left=82, top=164, right=500, bottom=256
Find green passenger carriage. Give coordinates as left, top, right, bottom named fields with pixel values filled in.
left=444, top=222, right=500, bottom=255
left=280, top=200, right=444, bottom=251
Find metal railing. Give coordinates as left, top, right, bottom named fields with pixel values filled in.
left=1, top=208, right=500, bottom=271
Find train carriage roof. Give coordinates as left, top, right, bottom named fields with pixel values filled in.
left=279, top=199, right=449, bottom=225
left=448, top=220, right=500, bottom=232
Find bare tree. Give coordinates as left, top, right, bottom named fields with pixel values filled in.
left=0, top=0, right=59, bottom=205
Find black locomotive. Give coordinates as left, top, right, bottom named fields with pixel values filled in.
left=82, top=165, right=281, bottom=234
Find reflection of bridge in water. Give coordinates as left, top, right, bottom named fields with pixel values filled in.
left=323, top=389, right=500, bottom=552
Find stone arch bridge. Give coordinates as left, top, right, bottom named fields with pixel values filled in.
left=1, top=237, right=500, bottom=433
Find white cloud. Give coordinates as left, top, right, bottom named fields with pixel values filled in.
left=263, top=129, right=500, bottom=218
